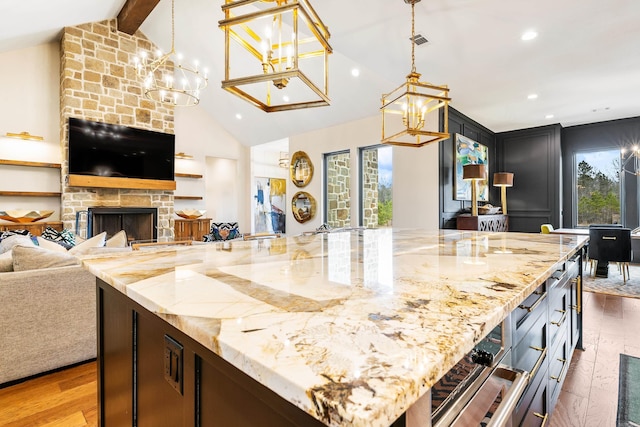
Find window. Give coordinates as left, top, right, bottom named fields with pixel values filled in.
left=360, top=145, right=392, bottom=228
left=575, top=149, right=621, bottom=225
left=324, top=150, right=351, bottom=228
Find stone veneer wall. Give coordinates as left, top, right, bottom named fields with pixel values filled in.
left=326, top=152, right=351, bottom=228
left=59, top=19, right=175, bottom=240
left=361, top=149, right=379, bottom=228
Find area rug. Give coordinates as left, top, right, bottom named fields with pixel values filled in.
left=618, top=353, right=640, bottom=426
left=582, top=264, right=640, bottom=299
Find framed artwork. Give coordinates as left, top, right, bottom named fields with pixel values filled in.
left=454, top=134, right=489, bottom=201
left=253, top=177, right=286, bottom=234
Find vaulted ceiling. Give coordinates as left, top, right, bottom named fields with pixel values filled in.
left=2, top=0, right=640, bottom=146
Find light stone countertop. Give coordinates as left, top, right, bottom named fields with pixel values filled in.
left=81, top=228, right=587, bottom=427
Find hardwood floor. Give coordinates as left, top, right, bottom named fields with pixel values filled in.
left=0, top=292, right=637, bottom=426
left=551, top=291, right=640, bottom=427
left=0, top=361, right=97, bottom=427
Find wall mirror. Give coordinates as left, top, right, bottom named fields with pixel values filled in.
left=290, top=151, right=314, bottom=188
left=292, top=191, right=316, bottom=223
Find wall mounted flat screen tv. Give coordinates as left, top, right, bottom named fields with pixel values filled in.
left=68, top=117, right=175, bottom=181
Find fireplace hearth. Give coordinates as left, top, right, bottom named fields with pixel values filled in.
left=88, top=207, right=157, bottom=243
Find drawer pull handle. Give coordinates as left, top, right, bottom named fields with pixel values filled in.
left=602, top=236, right=617, bottom=240
left=576, top=276, right=582, bottom=314
left=551, top=309, right=567, bottom=327
left=533, top=412, right=549, bottom=426
left=551, top=358, right=568, bottom=382
left=519, top=292, right=547, bottom=313
left=529, top=346, right=548, bottom=379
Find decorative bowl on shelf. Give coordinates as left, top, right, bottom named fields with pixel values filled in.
left=175, top=209, right=206, bottom=219
left=0, top=209, right=54, bottom=223
left=477, top=204, right=501, bottom=215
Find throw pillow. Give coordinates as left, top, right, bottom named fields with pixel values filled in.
left=36, top=236, right=69, bottom=253
left=41, top=226, right=76, bottom=249
left=206, top=222, right=240, bottom=241
left=0, top=250, right=13, bottom=272
left=68, top=232, right=107, bottom=256
left=0, top=229, right=30, bottom=242
left=106, top=230, right=128, bottom=248
left=0, top=234, right=36, bottom=254
left=12, top=245, right=79, bottom=272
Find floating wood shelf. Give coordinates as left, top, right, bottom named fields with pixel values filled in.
left=174, top=196, right=203, bottom=200
left=175, top=173, right=203, bottom=179
left=0, top=191, right=62, bottom=197
left=0, top=159, right=62, bottom=168
left=68, top=174, right=176, bottom=191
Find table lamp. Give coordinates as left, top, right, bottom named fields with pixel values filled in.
left=493, top=172, right=514, bottom=214
left=463, top=164, right=486, bottom=216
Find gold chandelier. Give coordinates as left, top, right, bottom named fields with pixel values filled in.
left=133, top=0, right=208, bottom=107
left=381, top=0, right=451, bottom=147
left=218, top=0, right=332, bottom=112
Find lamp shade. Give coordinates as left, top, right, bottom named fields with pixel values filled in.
left=463, top=164, right=486, bottom=180
left=493, top=172, right=514, bottom=187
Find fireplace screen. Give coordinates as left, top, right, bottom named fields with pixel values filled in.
left=87, top=207, right=157, bottom=243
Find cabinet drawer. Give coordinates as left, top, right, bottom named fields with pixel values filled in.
left=513, top=313, right=548, bottom=383
left=513, top=282, right=548, bottom=346
left=549, top=285, right=569, bottom=348
left=517, top=376, right=549, bottom=427
left=564, top=254, right=580, bottom=277
left=548, top=332, right=569, bottom=406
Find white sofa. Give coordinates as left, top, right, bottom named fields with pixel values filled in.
left=0, top=231, right=130, bottom=385
left=0, top=263, right=97, bottom=385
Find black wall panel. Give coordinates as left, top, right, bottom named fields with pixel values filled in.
left=496, top=125, right=562, bottom=232
left=439, top=108, right=497, bottom=229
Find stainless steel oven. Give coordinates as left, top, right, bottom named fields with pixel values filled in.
left=430, top=313, right=529, bottom=427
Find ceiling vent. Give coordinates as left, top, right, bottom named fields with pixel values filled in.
left=411, top=33, right=429, bottom=45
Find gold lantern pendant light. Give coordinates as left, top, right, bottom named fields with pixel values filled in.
left=381, top=0, right=451, bottom=147
left=133, top=0, right=208, bottom=107
left=218, top=0, right=332, bottom=112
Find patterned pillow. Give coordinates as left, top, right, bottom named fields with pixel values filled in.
left=0, top=229, right=32, bottom=242
left=204, top=222, right=240, bottom=241
left=41, top=226, right=76, bottom=249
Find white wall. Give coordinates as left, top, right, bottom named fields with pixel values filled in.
left=287, top=114, right=440, bottom=236
left=174, top=106, right=250, bottom=230
left=392, top=111, right=440, bottom=229
left=0, top=42, right=62, bottom=222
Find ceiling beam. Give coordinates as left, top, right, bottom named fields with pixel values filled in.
left=117, top=0, right=161, bottom=35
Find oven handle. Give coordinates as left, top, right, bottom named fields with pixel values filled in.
left=485, top=366, right=530, bottom=427
left=433, top=365, right=529, bottom=427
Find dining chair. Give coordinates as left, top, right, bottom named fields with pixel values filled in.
left=540, top=224, right=554, bottom=234
left=588, top=227, right=632, bottom=282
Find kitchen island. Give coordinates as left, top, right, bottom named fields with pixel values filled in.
left=82, top=229, right=587, bottom=427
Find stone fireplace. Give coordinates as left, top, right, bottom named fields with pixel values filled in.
left=87, top=207, right=157, bottom=243
left=59, top=19, right=175, bottom=241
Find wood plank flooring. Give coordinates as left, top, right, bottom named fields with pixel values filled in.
left=551, top=291, right=640, bottom=427
left=0, top=291, right=637, bottom=426
left=0, top=361, right=97, bottom=427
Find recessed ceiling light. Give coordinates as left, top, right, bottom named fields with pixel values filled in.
left=545, top=114, right=554, bottom=119
left=235, top=113, right=242, bottom=120
left=351, top=68, right=360, bottom=77
left=283, top=95, right=290, bottom=102
left=521, top=30, right=538, bottom=41
left=527, top=93, right=538, bottom=100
